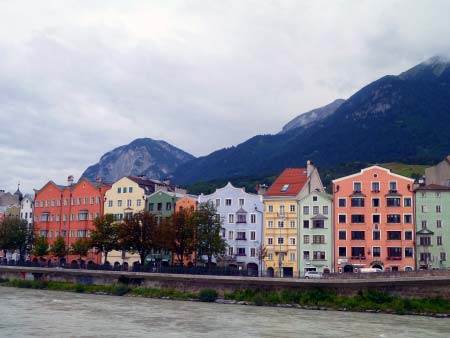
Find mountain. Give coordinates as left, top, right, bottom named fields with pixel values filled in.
left=173, top=56, right=450, bottom=185
left=279, top=98, right=345, bottom=133
left=82, top=138, right=195, bottom=183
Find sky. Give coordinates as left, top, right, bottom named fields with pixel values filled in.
left=1, top=0, right=450, bottom=193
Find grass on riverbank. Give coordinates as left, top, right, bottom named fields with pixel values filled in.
left=224, top=288, right=450, bottom=314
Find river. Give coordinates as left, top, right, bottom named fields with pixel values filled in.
left=0, top=287, right=449, bottom=338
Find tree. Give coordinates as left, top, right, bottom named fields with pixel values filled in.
left=33, top=236, right=49, bottom=260
left=50, top=236, right=67, bottom=262
left=195, top=202, right=226, bottom=271
left=118, top=211, right=158, bottom=265
left=70, top=238, right=91, bottom=263
left=0, top=218, right=34, bottom=261
left=90, top=214, right=118, bottom=264
left=160, top=210, right=196, bottom=266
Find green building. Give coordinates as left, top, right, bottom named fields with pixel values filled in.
left=415, top=184, right=450, bottom=270
left=146, top=190, right=185, bottom=265
left=298, top=190, right=334, bottom=276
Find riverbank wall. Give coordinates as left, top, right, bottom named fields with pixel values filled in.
left=1, top=266, right=450, bottom=300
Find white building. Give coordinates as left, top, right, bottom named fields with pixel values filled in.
left=20, top=194, right=34, bottom=228
left=199, top=182, right=264, bottom=276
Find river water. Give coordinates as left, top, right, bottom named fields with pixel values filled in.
left=0, top=287, right=449, bottom=338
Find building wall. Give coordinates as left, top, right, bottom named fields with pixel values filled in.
left=333, top=166, right=415, bottom=273
left=20, top=195, right=34, bottom=226
left=425, top=158, right=450, bottom=186
left=298, top=192, right=334, bottom=276
left=415, top=189, right=450, bottom=269
left=173, top=196, right=198, bottom=266
left=199, top=183, right=264, bottom=274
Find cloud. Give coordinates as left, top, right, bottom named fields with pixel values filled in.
left=1, top=0, right=450, bottom=192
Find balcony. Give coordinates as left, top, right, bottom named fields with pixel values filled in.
left=236, top=220, right=247, bottom=224
left=236, top=253, right=247, bottom=256
left=236, top=237, right=247, bottom=241
left=350, top=256, right=366, bottom=260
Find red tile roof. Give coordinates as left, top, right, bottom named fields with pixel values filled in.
left=264, top=168, right=308, bottom=197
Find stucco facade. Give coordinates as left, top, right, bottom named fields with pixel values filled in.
left=425, top=156, right=450, bottom=187
left=415, top=185, right=450, bottom=270
left=20, top=194, right=34, bottom=227
left=199, top=182, right=264, bottom=276
left=333, top=166, right=415, bottom=273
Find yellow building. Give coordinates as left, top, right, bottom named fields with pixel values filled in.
left=263, top=161, right=324, bottom=277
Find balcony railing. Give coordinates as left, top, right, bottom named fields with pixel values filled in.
left=236, top=237, right=247, bottom=241
left=350, top=256, right=366, bottom=260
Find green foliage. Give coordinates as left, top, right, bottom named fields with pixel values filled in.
left=50, top=236, right=67, bottom=259
left=0, top=218, right=34, bottom=260
left=70, top=238, right=91, bottom=260
left=131, top=287, right=197, bottom=300
left=90, top=214, right=119, bottom=263
left=32, top=236, right=49, bottom=259
left=198, top=288, right=218, bottom=302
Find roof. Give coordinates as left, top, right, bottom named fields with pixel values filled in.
left=332, top=165, right=415, bottom=183
left=264, top=168, right=308, bottom=197
left=34, top=178, right=111, bottom=194
left=128, top=176, right=178, bottom=194
left=416, top=184, right=450, bottom=191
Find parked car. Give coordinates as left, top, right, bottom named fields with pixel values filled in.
left=304, top=271, right=323, bottom=279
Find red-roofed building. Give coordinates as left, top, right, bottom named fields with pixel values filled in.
left=263, top=161, right=325, bottom=277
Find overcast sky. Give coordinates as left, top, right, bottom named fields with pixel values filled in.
left=1, top=0, right=450, bottom=193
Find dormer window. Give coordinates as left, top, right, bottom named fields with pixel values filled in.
left=281, top=184, right=290, bottom=192
left=353, top=182, right=361, bottom=192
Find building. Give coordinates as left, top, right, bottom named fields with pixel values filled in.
left=333, top=166, right=415, bottom=273
left=199, top=182, right=264, bottom=276
left=415, top=184, right=450, bottom=270
left=298, top=190, right=334, bottom=276
left=263, top=161, right=325, bottom=278
left=425, top=156, right=450, bottom=187
left=33, top=176, right=110, bottom=265
left=20, top=194, right=34, bottom=227
left=175, top=195, right=198, bottom=213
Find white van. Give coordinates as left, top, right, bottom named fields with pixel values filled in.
left=359, top=268, right=383, bottom=273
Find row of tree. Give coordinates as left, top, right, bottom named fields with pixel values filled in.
left=0, top=202, right=227, bottom=270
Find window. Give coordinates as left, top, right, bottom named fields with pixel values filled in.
left=389, top=181, right=397, bottom=191
left=303, top=235, right=310, bottom=244
left=290, top=204, right=295, bottom=212
left=372, top=182, right=380, bottom=192
left=303, top=206, right=309, bottom=215
left=313, top=251, right=325, bottom=260
left=239, top=198, right=244, bottom=206
left=228, top=247, right=234, bottom=255
left=338, top=230, right=346, bottom=240
left=281, top=184, right=289, bottom=192
left=123, top=187, right=127, bottom=193
left=63, top=214, right=67, bottom=221
left=267, top=253, right=273, bottom=261
left=250, top=231, right=256, bottom=241
left=372, top=198, right=380, bottom=207
left=117, top=200, right=123, bottom=207
left=338, top=247, right=346, bottom=257
left=338, top=198, right=346, bottom=207
left=351, top=247, right=365, bottom=258
left=268, top=205, right=273, bottom=212
left=236, top=232, right=246, bottom=240
left=250, top=214, right=256, bottom=223
left=387, top=231, right=401, bottom=240
left=373, top=247, right=381, bottom=257
left=351, top=214, right=365, bottom=223
left=117, top=187, right=122, bottom=193
left=90, top=197, right=95, bottom=205
left=404, top=214, right=412, bottom=224
left=421, top=205, right=428, bottom=213
left=313, top=206, right=319, bottom=215
left=166, top=202, right=171, bottom=211
left=437, top=236, right=442, bottom=246
left=351, top=231, right=365, bottom=240
left=225, top=199, right=232, bottom=206
left=437, top=220, right=442, bottom=228
left=405, top=231, right=413, bottom=240
left=421, top=220, right=427, bottom=229
left=373, top=231, right=380, bottom=240
left=250, top=248, right=256, bottom=257
left=386, top=198, right=401, bottom=207
left=96, top=197, right=101, bottom=204
left=372, top=214, right=380, bottom=223
left=436, top=205, right=441, bottom=213
left=64, top=198, right=68, bottom=206
left=289, top=237, right=296, bottom=245
left=338, top=214, right=346, bottom=224
left=303, top=251, right=310, bottom=260
left=312, top=220, right=324, bottom=228
left=215, top=199, right=220, bottom=207
left=387, top=214, right=401, bottom=223
left=136, top=199, right=141, bottom=207
left=84, top=197, right=88, bottom=204
left=351, top=198, right=365, bottom=207
left=157, top=203, right=162, bottom=211
left=149, top=203, right=154, bottom=211
left=78, top=197, right=82, bottom=205
left=40, top=213, right=49, bottom=222
left=78, top=212, right=88, bottom=221
left=267, top=237, right=273, bottom=245
left=127, top=199, right=132, bottom=207
left=268, top=220, right=273, bottom=228
left=71, top=198, right=76, bottom=206
left=228, top=231, right=234, bottom=240
left=323, top=206, right=329, bottom=215
left=353, top=182, right=361, bottom=191
left=108, top=200, right=113, bottom=207
left=303, top=220, right=309, bottom=228
left=387, top=247, right=402, bottom=258
left=419, top=236, right=431, bottom=246
left=313, top=235, right=325, bottom=244
left=404, top=197, right=412, bottom=207
left=420, top=252, right=431, bottom=262
left=129, top=187, right=133, bottom=193
left=51, top=199, right=55, bottom=207
left=277, top=237, right=284, bottom=245
left=228, top=214, right=234, bottom=223
left=279, top=205, right=285, bottom=215
left=289, top=252, right=296, bottom=261
left=290, top=220, right=296, bottom=228
left=76, top=230, right=87, bottom=238
left=440, top=252, right=446, bottom=262
left=313, top=196, right=318, bottom=202
left=278, top=221, right=284, bottom=228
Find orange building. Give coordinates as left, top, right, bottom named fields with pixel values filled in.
left=33, top=176, right=110, bottom=265
left=333, top=166, right=415, bottom=273
left=173, top=195, right=198, bottom=266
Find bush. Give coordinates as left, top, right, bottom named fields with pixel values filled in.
left=111, top=285, right=129, bottom=296
left=74, top=283, right=85, bottom=293
left=199, top=288, right=218, bottom=302
left=253, top=294, right=265, bottom=306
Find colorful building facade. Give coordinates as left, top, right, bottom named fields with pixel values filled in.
left=415, top=184, right=450, bottom=270
left=333, top=166, right=415, bottom=273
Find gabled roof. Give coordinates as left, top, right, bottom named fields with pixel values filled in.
left=332, top=165, right=415, bottom=183
left=417, top=228, right=434, bottom=235
left=416, top=184, right=450, bottom=191
left=264, top=168, right=308, bottom=197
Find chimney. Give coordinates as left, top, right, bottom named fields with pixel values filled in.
left=256, top=184, right=268, bottom=195
left=95, top=177, right=102, bottom=183
left=307, top=160, right=314, bottom=177
left=67, top=175, right=74, bottom=186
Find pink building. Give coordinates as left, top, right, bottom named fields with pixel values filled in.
left=333, top=166, right=415, bottom=273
